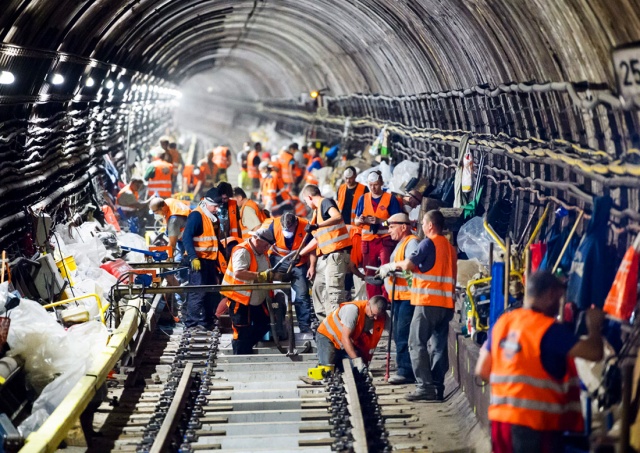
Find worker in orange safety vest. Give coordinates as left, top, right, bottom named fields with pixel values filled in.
left=380, top=213, right=420, bottom=385
left=475, top=271, right=604, bottom=452
left=144, top=155, right=174, bottom=198
left=316, top=297, right=388, bottom=372
left=221, top=228, right=276, bottom=354
left=246, top=143, right=262, bottom=198
left=278, top=143, right=299, bottom=189
left=149, top=197, right=191, bottom=260
left=234, top=187, right=267, bottom=239
left=193, top=150, right=218, bottom=199
left=337, top=166, right=368, bottom=225
left=212, top=145, right=231, bottom=183
left=354, top=170, right=403, bottom=298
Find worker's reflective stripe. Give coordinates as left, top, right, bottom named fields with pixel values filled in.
left=362, top=228, right=389, bottom=236
left=194, top=246, right=219, bottom=252
left=319, top=223, right=344, bottom=234
left=147, top=181, right=171, bottom=189
left=316, top=233, right=350, bottom=249
left=322, top=313, right=344, bottom=348
left=490, top=374, right=581, bottom=394
left=229, top=227, right=239, bottom=235
left=194, top=235, right=217, bottom=241
left=410, top=287, right=454, bottom=298
left=489, top=396, right=582, bottom=414
left=387, top=284, right=411, bottom=293
left=273, top=245, right=290, bottom=256
left=412, top=274, right=456, bottom=284
left=117, top=205, right=138, bottom=213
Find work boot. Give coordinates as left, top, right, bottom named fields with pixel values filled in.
left=387, top=374, right=416, bottom=385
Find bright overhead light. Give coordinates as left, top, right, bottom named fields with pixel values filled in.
left=105, top=80, right=114, bottom=89
left=51, top=73, right=64, bottom=85
left=85, top=77, right=95, bottom=87
left=310, top=90, right=319, bottom=99
left=131, top=84, right=138, bottom=91
left=0, top=71, right=15, bottom=85
left=118, top=82, right=125, bottom=90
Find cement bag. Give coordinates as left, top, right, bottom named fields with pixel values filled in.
left=18, top=321, right=108, bottom=437
left=458, top=217, right=500, bottom=267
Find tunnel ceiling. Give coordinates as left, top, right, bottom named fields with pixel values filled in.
left=3, top=0, right=640, bottom=100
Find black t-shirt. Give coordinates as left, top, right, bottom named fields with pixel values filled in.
left=320, top=198, right=339, bottom=221
left=340, top=186, right=369, bottom=224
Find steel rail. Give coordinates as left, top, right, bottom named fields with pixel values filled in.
left=341, top=359, right=368, bottom=453
left=150, top=362, right=194, bottom=453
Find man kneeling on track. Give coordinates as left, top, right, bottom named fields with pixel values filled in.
left=316, top=296, right=388, bottom=372
left=220, top=228, right=275, bottom=354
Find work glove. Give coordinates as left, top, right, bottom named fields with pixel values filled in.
left=257, top=269, right=272, bottom=283
left=304, top=223, right=319, bottom=234
left=376, top=263, right=396, bottom=279
left=351, top=357, right=366, bottom=373
left=191, top=258, right=201, bottom=272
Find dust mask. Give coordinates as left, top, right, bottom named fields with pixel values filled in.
left=283, top=230, right=295, bottom=239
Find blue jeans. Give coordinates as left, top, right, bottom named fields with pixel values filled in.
left=184, top=258, right=220, bottom=328
left=270, top=257, right=312, bottom=333
left=317, top=332, right=347, bottom=366
left=392, top=299, right=415, bottom=379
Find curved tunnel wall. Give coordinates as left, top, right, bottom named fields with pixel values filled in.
left=1, top=0, right=640, bottom=250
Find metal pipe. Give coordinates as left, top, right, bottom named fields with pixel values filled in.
left=112, top=282, right=291, bottom=297
left=524, top=203, right=550, bottom=250
left=504, top=237, right=510, bottom=311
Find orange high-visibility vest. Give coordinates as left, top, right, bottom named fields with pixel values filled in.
left=292, top=196, right=308, bottom=217
left=197, top=158, right=217, bottom=188
left=168, top=148, right=181, bottom=174
left=272, top=216, right=309, bottom=267
left=192, top=206, right=219, bottom=260
left=337, top=183, right=367, bottom=224
left=240, top=199, right=267, bottom=239
left=312, top=200, right=351, bottom=255
left=212, top=146, right=230, bottom=169
left=278, top=151, right=295, bottom=184
left=226, top=199, right=240, bottom=238
left=317, top=300, right=385, bottom=363
left=247, top=150, right=260, bottom=179
left=116, top=183, right=139, bottom=213
left=385, top=234, right=419, bottom=301
left=361, top=192, right=392, bottom=241
left=147, top=160, right=173, bottom=198
left=261, top=171, right=285, bottom=206
left=220, top=241, right=258, bottom=305
left=182, top=164, right=197, bottom=189
left=101, top=205, right=121, bottom=232
left=410, top=235, right=456, bottom=308
left=163, top=198, right=191, bottom=221
left=347, top=225, right=363, bottom=269
left=489, top=308, right=584, bottom=432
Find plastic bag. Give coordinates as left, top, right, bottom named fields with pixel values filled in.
left=388, top=160, right=420, bottom=195
left=117, top=232, right=149, bottom=263
left=356, top=162, right=392, bottom=186
left=17, top=321, right=108, bottom=436
left=457, top=217, right=500, bottom=267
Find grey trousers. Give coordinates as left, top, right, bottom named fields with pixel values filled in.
left=312, top=250, right=350, bottom=322
left=408, top=305, right=454, bottom=393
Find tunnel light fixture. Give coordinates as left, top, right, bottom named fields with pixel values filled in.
left=140, top=84, right=148, bottom=93
left=105, top=80, right=114, bottom=89
left=85, top=77, right=95, bottom=87
left=310, top=87, right=329, bottom=99
left=0, top=71, right=15, bottom=85
left=51, top=73, right=64, bottom=85
left=131, top=84, right=138, bottom=91
left=118, top=82, right=125, bottom=90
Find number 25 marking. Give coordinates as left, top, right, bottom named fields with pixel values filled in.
left=620, top=59, right=640, bottom=86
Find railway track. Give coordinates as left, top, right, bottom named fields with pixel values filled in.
left=91, top=320, right=373, bottom=453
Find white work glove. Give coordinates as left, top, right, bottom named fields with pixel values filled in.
left=376, top=263, right=396, bottom=279
left=351, top=357, right=366, bottom=372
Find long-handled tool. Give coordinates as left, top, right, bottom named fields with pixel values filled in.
left=385, top=270, right=400, bottom=382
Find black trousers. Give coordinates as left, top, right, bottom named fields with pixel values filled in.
left=228, top=299, right=271, bottom=354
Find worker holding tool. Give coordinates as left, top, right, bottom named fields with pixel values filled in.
left=265, top=211, right=316, bottom=334
left=315, top=296, right=388, bottom=372
left=475, top=271, right=604, bottom=452
left=354, top=170, right=403, bottom=298
left=376, top=213, right=420, bottom=384
left=181, top=188, right=223, bottom=330
left=299, top=184, right=351, bottom=323
left=233, top=187, right=266, bottom=239
left=381, top=210, right=456, bottom=401
left=221, top=228, right=276, bottom=354
left=149, top=197, right=191, bottom=261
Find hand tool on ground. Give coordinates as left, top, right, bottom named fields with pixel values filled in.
left=365, top=265, right=385, bottom=287
left=121, top=246, right=168, bottom=262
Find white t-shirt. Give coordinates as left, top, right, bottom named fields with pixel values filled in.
left=232, top=245, right=269, bottom=305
